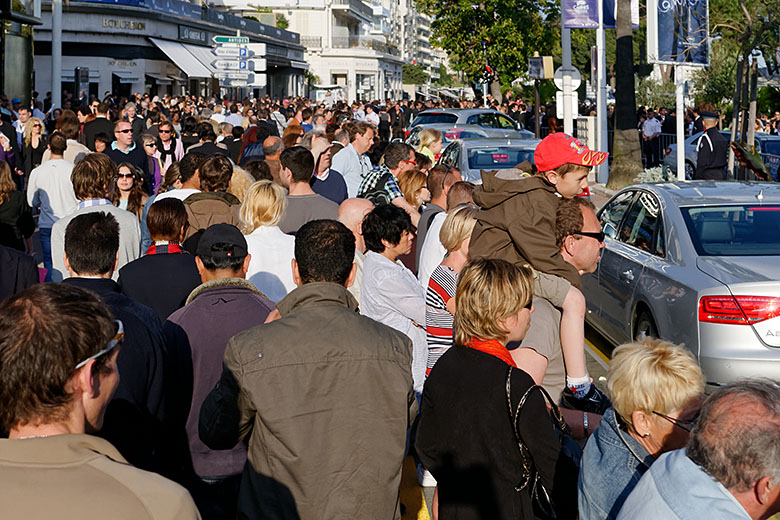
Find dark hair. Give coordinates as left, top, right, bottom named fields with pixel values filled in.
left=280, top=145, right=315, bottom=183
left=71, top=153, right=116, bottom=200
left=147, top=198, right=187, bottom=241
left=343, top=121, right=373, bottom=142
left=232, top=125, right=244, bottom=139
left=427, top=164, right=453, bottom=199
left=361, top=204, right=413, bottom=253
left=555, top=197, right=597, bottom=248
left=383, top=142, right=413, bottom=170
left=198, top=127, right=217, bottom=142
left=110, top=162, right=147, bottom=219
left=60, top=119, right=80, bottom=140
left=244, top=159, right=272, bottom=181
left=446, top=181, right=475, bottom=211
left=94, top=132, right=111, bottom=148
left=0, top=283, right=116, bottom=433
left=199, top=242, right=246, bottom=271
left=198, top=155, right=233, bottom=192
left=49, top=131, right=67, bottom=155
left=282, top=128, right=303, bottom=149
left=301, top=107, right=313, bottom=121
left=182, top=116, right=198, bottom=134
left=64, top=212, right=120, bottom=275
left=415, top=152, right=432, bottom=171
left=294, top=219, right=355, bottom=285
left=97, top=102, right=110, bottom=114
left=179, top=152, right=206, bottom=184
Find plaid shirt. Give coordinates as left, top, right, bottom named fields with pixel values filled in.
left=145, top=241, right=184, bottom=255
left=357, top=164, right=403, bottom=202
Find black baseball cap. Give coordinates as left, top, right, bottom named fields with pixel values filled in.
left=195, top=223, right=248, bottom=260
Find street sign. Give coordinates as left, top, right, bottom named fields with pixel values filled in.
left=212, top=36, right=249, bottom=45
left=227, top=79, right=248, bottom=87
left=212, top=46, right=248, bottom=57
left=212, top=60, right=242, bottom=70
left=227, top=72, right=249, bottom=79
left=554, top=67, right=582, bottom=90
left=556, top=91, right=579, bottom=120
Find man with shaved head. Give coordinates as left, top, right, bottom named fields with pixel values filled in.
left=338, top=197, right=374, bottom=304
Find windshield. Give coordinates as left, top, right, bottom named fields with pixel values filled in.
left=411, top=113, right=458, bottom=126
left=762, top=140, right=780, bottom=156
left=682, top=205, right=780, bottom=256
left=467, top=147, right=534, bottom=170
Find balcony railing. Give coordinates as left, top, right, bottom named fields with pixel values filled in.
left=331, top=36, right=399, bottom=56
left=301, top=36, right=323, bottom=48
left=331, top=0, right=373, bottom=19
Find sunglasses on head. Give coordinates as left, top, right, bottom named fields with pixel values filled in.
left=75, top=320, right=124, bottom=369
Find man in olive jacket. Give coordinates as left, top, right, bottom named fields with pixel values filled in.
left=199, top=219, right=416, bottom=520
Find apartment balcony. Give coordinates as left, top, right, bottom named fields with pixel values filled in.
left=331, top=35, right=400, bottom=56
left=301, top=36, right=323, bottom=48
left=331, top=0, right=374, bottom=22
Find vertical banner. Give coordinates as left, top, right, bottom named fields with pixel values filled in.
left=648, top=0, right=709, bottom=66
left=562, top=0, right=639, bottom=29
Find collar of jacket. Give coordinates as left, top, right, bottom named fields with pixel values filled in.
left=276, top=282, right=358, bottom=317
left=183, top=191, right=241, bottom=206
left=186, top=277, right=269, bottom=305
left=0, top=433, right=128, bottom=465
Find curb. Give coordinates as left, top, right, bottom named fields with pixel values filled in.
left=589, top=183, right=617, bottom=198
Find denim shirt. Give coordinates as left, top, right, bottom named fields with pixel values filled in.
left=578, top=407, right=655, bottom=520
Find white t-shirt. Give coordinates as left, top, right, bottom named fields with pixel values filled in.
left=26, top=159, right=78, bottom=229
left=154, top=188, right=201, bottom=202
left=417, top=212, right=448, bottom=290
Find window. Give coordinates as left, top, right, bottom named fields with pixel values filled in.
left=411, top=113, right=457, bottom=126
left=467, top=147, right=534, bottom=170
left=599, top=191, right=635, bottom=239
left=682, top=205, right=780, bottom=256
left=620, top=192, right=663, bottom=255
left=476, top=113, right=499, bottom=128
left=496, top=115, right=516, bottom=129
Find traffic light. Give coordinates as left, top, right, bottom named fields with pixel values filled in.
left=481, top=64, right=495, bottom=84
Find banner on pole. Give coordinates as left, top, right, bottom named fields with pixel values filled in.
left=562, top=0, right=639, bottom=29
left=647, top=0, right=709, bottom=66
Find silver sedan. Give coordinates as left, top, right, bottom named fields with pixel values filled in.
left=584, top=181, right=780, bottom=386
left=437, top=137, right=540, bottom=184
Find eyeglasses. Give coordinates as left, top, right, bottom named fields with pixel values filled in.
left=117, top=173, right=134, bottom=179
left=144, top=143, right=157, bottom=148
left=652, top=411, right=698, bottom=432
left=32, top=123, right=41, bottom=128
left=401, top=159, right=417, bottom=166
left=573, top=230, right=605, bottom=242
left=158, top=129, right=171, bottom=134
left=75, top=320, right=124, bottom=369
left=117, top=129, right=132, bottom=134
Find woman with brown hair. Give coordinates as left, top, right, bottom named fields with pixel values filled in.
left=110, top=163, right=149, bottom=221
left=397, top=168, right=431, bottom=211
left=0, top=161, right=34, bottom=251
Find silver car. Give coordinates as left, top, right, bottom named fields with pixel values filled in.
left=584, top=181, right=780, bottom=386
left=408, top=108, right=534, bottom=139
left=405, top=123, right=494, bottom=150
left=438, top=137, right=540, bottom=184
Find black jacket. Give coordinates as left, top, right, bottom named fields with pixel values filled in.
left=0, top=243, right=37, bottom=302
left=62, top=277, right=169, bottom=475
left=104, top=145, right=152, bottom=192
left=0, top=190, right=34, bottom=251
left=187, top=141, right=229, bottom=157
left=83, top=117, right=113, bottom=151
left=416, top=346, right=578, bottom=520
left=118, top=251, right=202, bottom=323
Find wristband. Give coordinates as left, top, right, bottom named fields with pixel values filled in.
left=583, top=412, right=589, bottom=435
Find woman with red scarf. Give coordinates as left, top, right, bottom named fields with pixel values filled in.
left=416, top=258, right=577, bottom=520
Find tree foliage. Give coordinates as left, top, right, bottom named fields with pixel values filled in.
left=415, top=0, right=560, bottom=88
left=403, top=63, right=429, bottom=84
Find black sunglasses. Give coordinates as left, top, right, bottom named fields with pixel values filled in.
left=573, top=230, right=605, bottom=242
left=653, top=411, right=698, bottom=432
left=117, top=129, right=132, bottom=134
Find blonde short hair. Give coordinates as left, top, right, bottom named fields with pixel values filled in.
left=418, top=128, right=442, bottom=151
left=607, top=338, right=705, bottom=426
left=239, top=180, right=287, bottom=233
left=228, top=166, right=255, bottom=203
left=440, top=203, right=478, bottom=252
left=454, top=258, right=534, bottom=345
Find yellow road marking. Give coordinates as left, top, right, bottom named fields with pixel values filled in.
left=400, top=456, right=431, bottom=520
left=585, top=337, right=611, bottom=367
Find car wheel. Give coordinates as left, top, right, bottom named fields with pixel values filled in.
left=685, top=161, right=695, bottom=180
left=635, top=310, right=658, bottom=341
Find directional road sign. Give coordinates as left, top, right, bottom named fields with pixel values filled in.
left=212, top=60, right=242, bottom=70
left=212, top=46, right=248, bottom=58
left=212, top=36, right=249, bottom=45
left=214, top=72, right=250, bottom=80
left=227, top=79, right=248, bottom=87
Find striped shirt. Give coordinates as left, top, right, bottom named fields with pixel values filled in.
left=425, top=264, right=458, bottom=373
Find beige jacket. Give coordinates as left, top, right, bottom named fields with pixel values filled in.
left=0, top=434, right=200, bottom=519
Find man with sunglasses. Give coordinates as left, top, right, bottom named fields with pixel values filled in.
left=105, top=120, right=152, bottom=191
left=0, top=283, right=199, bottom=519
left=83, top=102, right=113, bottom=151
left=61, top=212, right=169, bottom=476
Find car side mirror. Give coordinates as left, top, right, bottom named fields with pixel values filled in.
left=604, top=223, right=617, bottom=239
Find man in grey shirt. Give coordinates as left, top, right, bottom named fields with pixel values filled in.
left=278, top=146, right=338, bottom=234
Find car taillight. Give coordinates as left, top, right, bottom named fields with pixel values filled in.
left=664, top=147, right=672, bottom=156
left=699, top=295, right=780, bottom=325
left=444, top=130, right=462, bottom=140
left=405, top=129, right=410, bottom=138
left=492, top=153, right=510, bottom=162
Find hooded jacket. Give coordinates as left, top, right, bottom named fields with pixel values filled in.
left=470, top=171, right=581, bottom=289
left=182, top=191, right=241, bottom=241
left=199, top=282, right=416, bottom=520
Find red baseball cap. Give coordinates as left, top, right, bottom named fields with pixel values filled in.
left=534, top=133, right=608, bottom=172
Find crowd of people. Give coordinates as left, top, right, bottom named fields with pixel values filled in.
left=0, top=90, right=779, bottom=520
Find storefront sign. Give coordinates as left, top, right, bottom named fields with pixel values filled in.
left=102, top=18, right=146, bottom=30
left=648, top=0, right=709, bottom=65
left=109, top=60, right=137, bottom=67
left=179, top=25, right=207, bottom=44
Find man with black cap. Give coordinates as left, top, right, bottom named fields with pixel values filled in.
left=694, top=111, right=729, bottom=180
left=164, top=223, right=274, bottom=519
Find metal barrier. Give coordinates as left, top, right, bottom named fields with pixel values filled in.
left=762, top=153, right=780, bottom=181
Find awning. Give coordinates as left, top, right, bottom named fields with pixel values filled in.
left=113, top=71, right=140, bottom=84
left=61, top=69, right=101, bottom=81
left=181, top=43, right=219, bottom=76
left=290, top=60, right=309, bottom=70
left=149, top=37, right=211, bottom=79
left=146, top=73, right=172, bottom=85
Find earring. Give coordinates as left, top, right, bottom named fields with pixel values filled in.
left=642, top=432, right=650, bottom=438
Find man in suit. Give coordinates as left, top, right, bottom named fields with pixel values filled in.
left=187, top=127, right=229, bottom=157
left=83, top=102, right=113, bottom=151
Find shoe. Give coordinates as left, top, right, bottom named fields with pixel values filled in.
left=416, top=463, right=437, bottom=487
left=559, top=384, right=611, bottom=415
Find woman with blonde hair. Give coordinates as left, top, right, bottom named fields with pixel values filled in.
left=578, top=339, right=705, bottom=520
left=416, top=257, right=577, bottom=519
left=397, top=168, right=431, bottom=211
left=240, top=180, right=296, bottom=302
left=23, top=117, right=46, bottom=184
left=417, top=128, right=443, bottom=163
left=0, top=161, right=34, bottom=251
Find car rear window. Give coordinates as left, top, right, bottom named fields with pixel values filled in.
left=411, top=113, right=458, bottom=126
left=762, top=140, right=780, bottom=156
left=442, top=130, right=485, bottom=143
left=467, top=147, right=534, bottom=170
left=682, top=205, right=780, bottom=256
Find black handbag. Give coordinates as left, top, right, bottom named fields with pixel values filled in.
left=505, top=366, right=581, bottom=520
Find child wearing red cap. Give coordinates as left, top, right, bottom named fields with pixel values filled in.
left=470, top=133, right=609, bottom=413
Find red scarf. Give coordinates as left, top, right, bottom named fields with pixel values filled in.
left=467, top=338, right=517, bottom=367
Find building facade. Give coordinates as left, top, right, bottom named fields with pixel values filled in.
left=34, top=0, right=307, bottom=100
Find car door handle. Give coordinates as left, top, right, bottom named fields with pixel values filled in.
left=621, top=270, right=635, bottom=282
